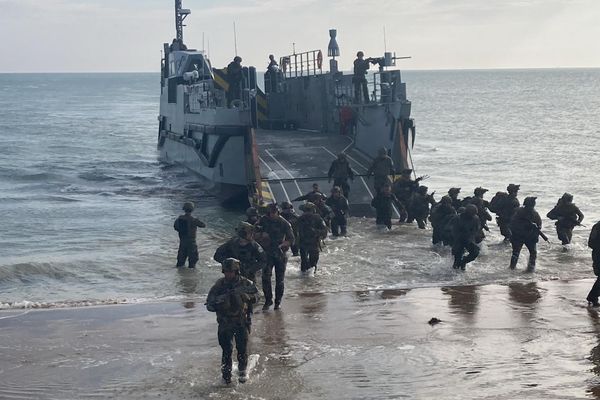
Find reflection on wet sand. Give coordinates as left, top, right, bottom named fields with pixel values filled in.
left=442, top=285, right=479, bottom=321
left=508, top=282, right=542, bottom=305
left=587, top=309, right=600, bottom=398
left=176, top=268, right=199, bottom=308
left=298, top=292, right=327, bottom=319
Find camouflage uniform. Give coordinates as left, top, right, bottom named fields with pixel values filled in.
left=206, top=262, right=259, bottom=383
left=451, top=205, right=481, bottom=270
left=489, top=185, right=520, bottom=241
left=214, top=237, right=266, bottom=283
left=173, top=204, right=206, bottom=268
left=371, top=189, right=400, bottom=229
left=509, top=197, right=542, bottom=271
left=258, top=212, right=295, bottom=309
left=280, top=204, right=300, bottom=256
left=328, top=155, right=355, bottom=199
left=325, top=191, right=350, bottom=236
left=586, top=221, right=600, bottom=306
left=463, top=187, right=493, bottom=242
left=296, top=207, right=328, bottom=272
left=367, top=150, right=394, bottom=194
left=546, top=193, right=585, bottom=245
left=393, top=172, right=419, bottom=222
left=408, top=186, right=435, bottom=229
left=430, top=198, right=456, bottom=245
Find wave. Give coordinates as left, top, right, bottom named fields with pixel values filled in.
left=77, top=171, right=116, bottom=182
left=0, top=262, right=79, bottom=284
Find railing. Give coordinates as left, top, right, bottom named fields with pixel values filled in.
left=280, top=50, right=323, bottom=79
left=333, top=70, right=404, bottom=107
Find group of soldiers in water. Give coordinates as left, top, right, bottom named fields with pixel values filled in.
left=173, top=147, right=600, bottom=384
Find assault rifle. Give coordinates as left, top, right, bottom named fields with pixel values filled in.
left=532, top=223, right=549, bottom=242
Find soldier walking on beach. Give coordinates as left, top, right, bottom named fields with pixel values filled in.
left=328, top=153, right=355, bottom=199
left=451, top=204, right=481, bottom=270
left=508, top=196, right=543, bottom=272
left=489, top=184, right=520, bottom=242
left=280, top=202, right=300, bottom=256
left=586, top=221, right=600, bottom=307
left=206, top=258, right=259, bottom=384
left=326, top=186, right=350, bottom=236
left=367, top=148, right=394, bottom=194
left=258, top=203, right=295, bottom=310
left=214, top=222, right=266, bottom=284
left=547, top=193, right=585, bottom=245
left=296, top=202, right=328, bottom=273
left=173, top=202, right=206, bottom=268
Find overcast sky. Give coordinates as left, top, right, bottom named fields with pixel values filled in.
left=1, top=0, right=599, bottom=72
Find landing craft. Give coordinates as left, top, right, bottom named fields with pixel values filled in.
left=158, top=0, right=417, bottom=215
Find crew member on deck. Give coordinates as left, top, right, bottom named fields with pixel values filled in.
left=353, top=51, right=374, bottom=103
left=226, top=56, right=243, bottom=107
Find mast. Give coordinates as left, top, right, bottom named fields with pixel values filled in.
left=175, top=0, right=191, bottom=42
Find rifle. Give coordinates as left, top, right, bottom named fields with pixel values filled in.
left=532, top=223, right=549, bottom=242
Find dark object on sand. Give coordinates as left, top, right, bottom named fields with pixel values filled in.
left=428, top=317, right=442, bottom=325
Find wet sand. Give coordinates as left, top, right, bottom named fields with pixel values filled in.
left=2, top=279, right=600, bottom=399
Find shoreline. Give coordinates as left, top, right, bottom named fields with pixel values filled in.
left=2, top=278, right=600, bottom=399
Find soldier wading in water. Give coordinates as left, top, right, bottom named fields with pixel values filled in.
left=206, top=258, right=259, bottom=384
left=173, top=202, right=206, bottom=268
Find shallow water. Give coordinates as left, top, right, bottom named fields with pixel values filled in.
left=0, top=70, right=599, bottom=308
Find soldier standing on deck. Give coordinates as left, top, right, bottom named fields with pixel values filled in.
left=226, top=56, right=243, bottom=107
left=547, top=193, right=585, bottom=245
left=509, top=196, right=543, bottom=272
left=328, top=153, right=355, bottom=199
left=173, top=202, right=206, bottom=268
left=489, top=184, right=521, bottom=242
left=326, top=186, right=350, bottom=236
left=296, top=202, right=328, bottom=273
left=586, top=221, right=600, bottom=307
left=280, top=202, right=300, bottom=256
left=367, top=148, right=394, bottom=194
left=451, top=204, right=481, bottom=270
left=258, top=203, right=294, bottom=310
left=353, top=51, right=375, bottom=103
left=206, top=258, right=259, bottom=384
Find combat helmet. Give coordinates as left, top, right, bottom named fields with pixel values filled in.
left=182, top=202, right=195, bottom=212
left=302, top=202, right=316, bottom=212
left=507, top=184, right=520, bottom=193
left=266, top=203, right=280, bottom=214
left=222, top=258, right=241, bottom=274
left=465, top=204, right=478, bottom=216
left=448, top=187, right=461, bottom=195
left=246, top=207, right=259, bottom=217
left=474, top=187, right=488, bottom=196
left=418, top=185, right=428, bottom=194
left=236, top=221, right=254, bottom=238
left=561, top=192, right=573, bottom=202
left=523, top=196, right=537, bottom=207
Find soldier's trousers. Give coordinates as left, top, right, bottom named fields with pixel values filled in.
left=376, top=213, right=392, bottom=230
left=397, top=203, right=409, bottom=223
left=432, top=227, right=443, bottom=244
left=354, top=78, right=369, bottom=104
left=218, top=323, right=249, bottom=379
left=373, top=175, right=389, bottom=194
left=415, top=218, right=427, bottom=229
left=452, top=240, right=480, bottom=268
left=262, top=255, right=287, bottom=304
left=510, top=239, right=537, bottom=270
left=331, top=215, right=347, bottom=236
left=333, top=178, right=351, bottom=200
left=587, top=250, right=600, bottom=303
left=496, top=217, right=512, bottom=240
left=300, top=246, right=320, bottom=272
left=556, top=223, right=575, bottom=245
left=176, top=241, right=199, bottom=268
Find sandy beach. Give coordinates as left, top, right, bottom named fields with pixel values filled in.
left=2, top=278, right=600, bottom=399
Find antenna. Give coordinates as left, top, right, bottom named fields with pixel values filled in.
left=202, top=32, right=205, bottom=54
left=207, top=37, right=210, bottom=59
left=174, top=0, right=191, bottom=41
left=383, top=26, right=387, bottom=53
left=233, top=21, right=238, bottom=56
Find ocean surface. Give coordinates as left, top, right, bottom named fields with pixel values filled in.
left=1, top=69, right=599, bottom=309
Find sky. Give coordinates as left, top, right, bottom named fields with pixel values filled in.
left=1, top=0, right=600, bottom=72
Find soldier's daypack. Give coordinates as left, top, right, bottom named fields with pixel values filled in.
left=489, top=192, right=508, bottom=214
left=174, top=217, right=189, bottom=235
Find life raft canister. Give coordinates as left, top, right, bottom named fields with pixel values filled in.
left=317, top=50, right=323, bottom=70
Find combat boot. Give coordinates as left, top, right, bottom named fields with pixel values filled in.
left=239, top=370, right=248, bottom=383
left=262, top=300, right=273, bottom=311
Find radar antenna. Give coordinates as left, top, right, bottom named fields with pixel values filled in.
left=175, top=0, right=191, bottom=41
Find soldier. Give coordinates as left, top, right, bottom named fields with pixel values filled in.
left=370, top=183, right=400, bottom=230
left=464, top=187, right=493, bottom=234
left=327, top=153, right=355, bottom=199
left=313, top=194, right=334, bottom=232
left=451, top=204, right=481, bottom=270
left=489, top=184, right=520, bottom=242
left=586, top=221, right=600, bottom=307
left=293, top=183, right=325, bottom=204
left=353, top=51, right=374, bottom=103
left=547, top=192, right=585, bottom=245
left=393, top=168, right=421, bottom=222
left=296, top=202, right=328, bottom=273
left=245, top=207, right=260, bottom=226
left=258, top=203, right=295, bottom=310
left=280, top=202, right=300, bottom=256
left=509, top=197, right=543, bottom=272
left=326, top=186, right=350, bottom=236
left=206, top=258, right=259, bottom=384
left=430, top=196, right=456, bottom=245
left=367, top=148, right=394, bottom=194
left=447, top=187, right=462, bottom=211
left=408, top=185, right=435, bottom=229
left=173, top=202, right=206, bottom=268
left=214, top=222, right=266, bottom=284
left=226, top=56, right=243, bottom=107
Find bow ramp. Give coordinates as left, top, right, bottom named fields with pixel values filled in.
left=255, top=129, right=383, bottom=217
